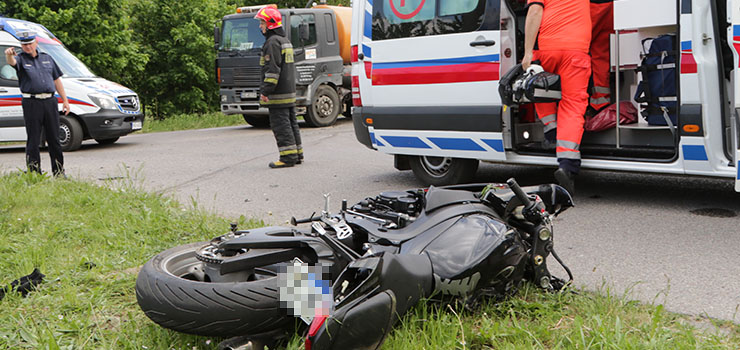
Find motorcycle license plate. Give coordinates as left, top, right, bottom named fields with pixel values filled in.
left=131, top=121, right=142, bottom=130
left=278, top=260, right=333, bottom=324
left=241, top=91, right=258, bottom=99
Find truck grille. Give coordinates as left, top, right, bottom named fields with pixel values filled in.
left=118, top=95, right=140, bottom=112
left=233, top=67, right=262, bottom=86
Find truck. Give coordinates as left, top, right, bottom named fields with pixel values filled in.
left=214, top=3, right=352, bottom=128
left=0, top=17, right=144, bottom=151
left=349, top=0, right=740, bottom=192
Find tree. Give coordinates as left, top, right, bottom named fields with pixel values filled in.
left=0, top=0, right=147, bottom=89
left=130, top=0, right=233, bottom=118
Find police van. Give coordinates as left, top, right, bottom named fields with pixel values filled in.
left=0, top=17, right=143, bottom=151
left=350, top=0, right=740, bottom=192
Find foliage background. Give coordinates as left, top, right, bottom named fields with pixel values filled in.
left=0, top=0, right=350, bottom=118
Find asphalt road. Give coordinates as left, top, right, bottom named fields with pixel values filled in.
left=1, top=118, right=739, bottom=323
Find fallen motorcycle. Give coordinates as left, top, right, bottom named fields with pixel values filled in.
left=135, top=179, right=574, bottom=349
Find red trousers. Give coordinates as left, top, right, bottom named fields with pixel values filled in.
left=590, top=1, right=614, bottom=111
left=534, top=50, right=591, bottom=163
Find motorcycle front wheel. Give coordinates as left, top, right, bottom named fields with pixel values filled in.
left=135, top=241, right=288, bottom=337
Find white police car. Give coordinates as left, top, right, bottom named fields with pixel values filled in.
left=0, top=17, right=143, bottom=151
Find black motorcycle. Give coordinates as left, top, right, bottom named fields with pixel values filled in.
left=135, top=179, right=573, bottom=348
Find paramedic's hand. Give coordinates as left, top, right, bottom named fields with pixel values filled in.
left=522, top=52, right=533, bottom=71
left=62, top=100, right=70, bottom=115
left=260, top=94, right=269, bottom=103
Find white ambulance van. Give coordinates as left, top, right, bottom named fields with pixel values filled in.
left=0, top=17, right=143, bottom=151
left=350, top=0, right=740, bottom=192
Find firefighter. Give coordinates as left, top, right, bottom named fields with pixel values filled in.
left=589, top=0, right=614, bottom=114
left=522, top=0, right=591, bottom=195
left=256, top=6, right=303, bottom=168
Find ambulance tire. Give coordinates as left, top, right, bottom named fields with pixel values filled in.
left=59, top=116, right=83, bottom=152
left=305, top=85, right=340, bottom=127
left=243, top=115, right=271, bottom=128
left=410, top=156, right=479, bottom=186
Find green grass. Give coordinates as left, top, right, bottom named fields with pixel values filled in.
left=140, top=112, right=245, bottom=133
left=0, top=173, right=738, bottom=349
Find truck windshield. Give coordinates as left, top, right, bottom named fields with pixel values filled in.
left=38, top=42, right=96, bottom=78
left=220, top=17, right=265, bottom=52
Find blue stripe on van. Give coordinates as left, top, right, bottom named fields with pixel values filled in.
left=734, top=25, right=740, bottom=37
left=382, top=136, right=431, bottom=149
left=482, top=139, right=504, bottom=152
left=737, top=161, right=740, bottom=180
left=370, top=132, right=384, bottom=147
left=364, top=11, right=372, bottom=39
left=682, top=145, right=708, bottom=161
left=428, top=138, right=485, bottom=151
left=681, top=41, right=691, bottom=51
left=367, top=0, right=373, bottom=6
left=363, top=44, right=372, bottom=58
left=374, top=54, right=500, bottom=69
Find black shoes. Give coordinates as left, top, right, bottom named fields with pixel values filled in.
left=554, top=168, right=576, bottom=196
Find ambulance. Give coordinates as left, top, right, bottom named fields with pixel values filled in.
left=0, top=17, right=143, bottom=151
left=350, top=0, right=740, bottom=192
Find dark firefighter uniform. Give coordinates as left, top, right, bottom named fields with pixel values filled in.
left=259, top=14, right=302, bottom=168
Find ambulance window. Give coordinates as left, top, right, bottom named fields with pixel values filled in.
left=681, top=0, right=691, bottom=13
left=372, top=0, right=487, bottom=40
left=290, top=14, right=318, bottom=48
left=0, top=46, right=19, bottom=86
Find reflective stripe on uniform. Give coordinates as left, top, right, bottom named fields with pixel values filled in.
left=263, top=98, right=297, bottom=105
left=557, top=140, right=580, bottom=151
left=590, top=96, right=610, bottom=105
left=280, top=149, right=299, bottom=156
left=264, top=78, right=278, bottom=84
left=265, top=73, right=279, bottom=79
left=260, top=56, right=265, bottom=66
left=557, top=150, right=581, bottom=159
left=544, top=121, right=558, bottom=132
left=592, top=86, right=610, bottom=94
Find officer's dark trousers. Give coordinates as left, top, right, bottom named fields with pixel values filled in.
left=268, top=107, right=302, bottom=163
left=21, top=97, right=64, bottom=175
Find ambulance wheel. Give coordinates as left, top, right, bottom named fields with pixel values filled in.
left=59, top=116, right=83, bottom=152
left=243, top=115, right=270, bottom=128
left=95, top=137, right=119, bottom=145
left=410, top=156, right=479, bottom=186
left=305, top=85, right=340, bottom=127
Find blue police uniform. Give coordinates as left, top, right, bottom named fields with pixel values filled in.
left=12, top=34, right=66, bottom=175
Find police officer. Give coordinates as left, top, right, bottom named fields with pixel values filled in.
left=522, top=0, right=591, bottom=195
left=256, top=6, right=303, bottom=168
left=4, top=32, right=70, bottom=176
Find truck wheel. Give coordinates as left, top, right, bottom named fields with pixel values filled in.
left=305, top=85, right=340, bottom=127
left=409, top=156, right=479, bottom=186
left=243, top=115, right=270, bottom=128
left=59, top=116, right=83, bottom=152
left=95, top=137, right=119, bottom=145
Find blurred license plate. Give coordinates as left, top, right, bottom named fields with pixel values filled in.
left=241, top=92, right=258, bottom=99
left=131, top=121, right=142, bottom=130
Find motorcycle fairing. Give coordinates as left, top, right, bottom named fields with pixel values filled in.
left=307, top=253, right=434, bottom=350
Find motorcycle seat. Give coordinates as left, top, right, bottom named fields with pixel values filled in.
left=424, top=186, right=481, bottom=213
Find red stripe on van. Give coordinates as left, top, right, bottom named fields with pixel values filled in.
left=680, top=52, right=697, bottom=74
left=0, top=97, right=22, bottom=107
left=371, top=62, right=499, bottom=86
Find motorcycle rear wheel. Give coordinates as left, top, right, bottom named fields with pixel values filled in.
left=135, top=241, right=288, bottom=337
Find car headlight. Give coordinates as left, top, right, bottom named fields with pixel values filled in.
left=88, top=93, right=118, bottom=110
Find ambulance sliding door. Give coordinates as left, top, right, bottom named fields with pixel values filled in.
left=729, top=0, right=740, bottom=190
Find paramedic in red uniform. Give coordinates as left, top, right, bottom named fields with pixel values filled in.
left=522, top=0, right=591, bottom=195
left=589, top=0, right=614, bottom=113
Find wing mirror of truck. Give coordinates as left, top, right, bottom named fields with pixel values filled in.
left=299, top=23, right=310, bottom=44
left=213, top=25, right=221, bottom=49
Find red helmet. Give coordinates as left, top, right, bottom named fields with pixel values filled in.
left=255, top=6, right=282, bottom=30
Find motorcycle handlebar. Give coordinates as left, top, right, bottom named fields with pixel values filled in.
left=506, top=178, right=532, bottom=207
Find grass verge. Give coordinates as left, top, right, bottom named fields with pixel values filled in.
left=0, top=173, right=738, bottom=349
left=141, top=112, right=245, bottom=133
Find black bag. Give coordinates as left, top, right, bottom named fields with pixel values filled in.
left=633, top=34, right=677, bottom=127
left=499, top=63, right=561, bottom=105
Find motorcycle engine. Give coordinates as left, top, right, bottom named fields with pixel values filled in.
left=352, top=191, right=422, bottom=229
left=377, top=191, right=419, bottom=215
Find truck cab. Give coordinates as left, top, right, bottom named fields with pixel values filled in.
left=350, top=0, right=740, bottom=192
left=215, top=5, right=352, bottom=127
left=0, top=17, right=144, bottom=151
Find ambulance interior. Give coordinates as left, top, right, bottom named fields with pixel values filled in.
left=503, top=0, right=735, bottom=163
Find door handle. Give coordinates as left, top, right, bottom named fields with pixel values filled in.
left=0, top=89, right=7, bottom=93
left=470, top=39, right=496, bottom=47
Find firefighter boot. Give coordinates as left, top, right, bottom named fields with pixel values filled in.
left=269, top=160, right=296, bottom=169
left=554, top=168, right=576, bottom=196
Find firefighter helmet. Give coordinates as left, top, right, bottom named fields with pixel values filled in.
left=255, top=6, right=282, bottom=30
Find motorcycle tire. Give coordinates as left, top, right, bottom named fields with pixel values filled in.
left=135, top=241, right=288, bottom=337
